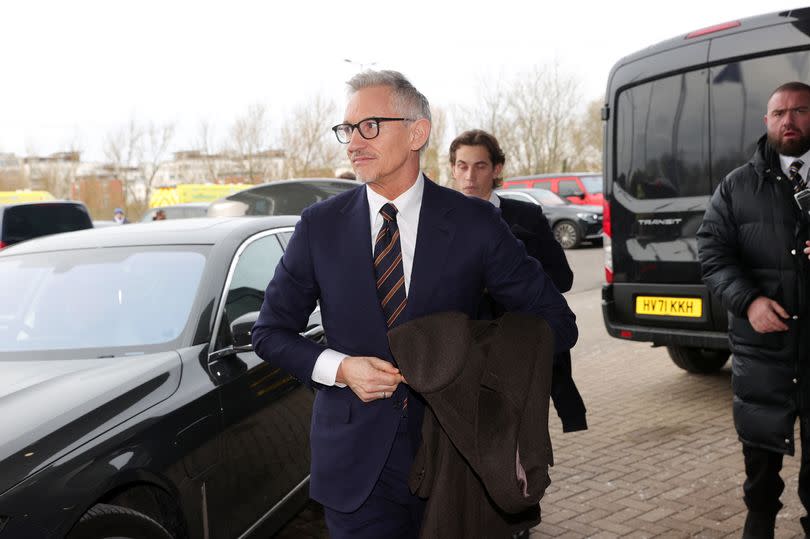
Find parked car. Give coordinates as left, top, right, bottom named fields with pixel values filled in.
left=141, top=202, right=210, bottom=222
left=600, top=8, right=810, bottom=374
left=0, top=200, right=92, bottom=250
left=208, top=178, right=358, bottom=217
left=502, top=173, right=603, bottom=206
left=496, top=188, right=603, bottom=249
left=0, top=217, right=322, bottom=538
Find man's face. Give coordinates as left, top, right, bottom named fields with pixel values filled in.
left=344, top=86, right=415, bottom=184
left=765, top=90, right=810, bottom=157
left=451, top=144, right=503, bottom=200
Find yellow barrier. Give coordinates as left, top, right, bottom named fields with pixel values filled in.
left=149, top=184, right=252, bottom=208
left=0, top=190, right=56, bottom=204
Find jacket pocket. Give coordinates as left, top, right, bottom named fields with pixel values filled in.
left=730, top=315, right=784, bottom=350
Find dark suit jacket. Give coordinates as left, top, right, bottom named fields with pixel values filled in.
left=389, top=311, right=554, bottom=538
left=490, top=196, right=588, bottom=433
left=251, top=177, right=577, bottom=512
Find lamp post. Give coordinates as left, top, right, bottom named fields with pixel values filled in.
left=344, top=58, right=377, bottom=71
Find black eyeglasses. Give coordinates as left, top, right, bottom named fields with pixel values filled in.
left=331, top=117, right=413, bottom=144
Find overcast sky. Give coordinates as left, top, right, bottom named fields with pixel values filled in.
left=0, top=1, right=804, bottom=161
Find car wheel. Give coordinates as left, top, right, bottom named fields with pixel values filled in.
left=67, top=503, right=173, bottom=539
left=553, top=220, right=581, bottom=249
left=667, top=345, right=729, bottom=374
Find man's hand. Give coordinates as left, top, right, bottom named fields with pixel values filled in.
left=746, top=296, right=790, bottom=333
left=336, top=356, right=403, bottom=402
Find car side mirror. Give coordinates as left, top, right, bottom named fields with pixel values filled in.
left=575, top=191, right=585, bottom=199
left=231, top=311, right=259, bottom=349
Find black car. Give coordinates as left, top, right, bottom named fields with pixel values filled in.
left=495, top=188, right=603, bottom=249
left=0, top=200, right=92, bottom=250
left=0, top=217, right=321, bottom=538
left=601, top=8, right=810, bottom=373
left=207, top=178, right=358, bottom=217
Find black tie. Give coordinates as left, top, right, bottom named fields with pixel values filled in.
left=374, top=203, right=407, bottom=328
left=789, top=159, right=806, bottom=192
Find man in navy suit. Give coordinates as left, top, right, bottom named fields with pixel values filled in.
left=252, top=70, right=577, bottom=538
left=449, top=129, right=587, bottom=434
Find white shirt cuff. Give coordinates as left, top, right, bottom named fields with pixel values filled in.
left=312, top=348, right=348, bottom=388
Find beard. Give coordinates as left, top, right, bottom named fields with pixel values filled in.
left=768, top=128, right=810, bottom=157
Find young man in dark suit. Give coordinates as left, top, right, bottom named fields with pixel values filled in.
left=450, top=129, right=587, bottom=433
left=252, top=71, right=577, bottom=539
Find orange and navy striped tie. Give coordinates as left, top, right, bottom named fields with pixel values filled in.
left=374, top=203, right=407, bottom=328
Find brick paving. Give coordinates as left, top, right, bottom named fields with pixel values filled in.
left=273, top=283, right=807, bottom=538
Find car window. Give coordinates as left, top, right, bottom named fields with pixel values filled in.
left=229, top=181, right=356, bottom=216
left=581, top=176, right=603, bottom=193
left=531, top=181, right=552, bottom=191
left=224, top=234, right=285, bottom=330
left=2, top=203, right=92, bottom=244
left=557, top=180, right=581, bottom=197
left=0, top=246, right=208, bottom=355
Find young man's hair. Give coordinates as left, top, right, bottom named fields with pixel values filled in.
left=449, top=129, right=506, bottom=188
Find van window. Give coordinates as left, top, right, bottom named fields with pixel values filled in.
left=615, top=70, right=709, bottom=200
left=710, top=51, right=810, bottom=183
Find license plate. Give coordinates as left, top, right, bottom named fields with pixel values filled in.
left=635, top=296, right=702, bottom=318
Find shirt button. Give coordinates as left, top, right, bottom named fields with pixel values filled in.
left=793, top=315, right=799, bottom=320
left=786, top=438, right=791, bottom=444
left=794, top=378, right=799, bottom=384
left=791, top=249, right=797, bottom=255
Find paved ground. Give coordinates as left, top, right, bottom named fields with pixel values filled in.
left=273, top=246, right=808, bottom=538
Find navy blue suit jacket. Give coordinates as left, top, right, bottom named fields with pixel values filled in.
left=252, top=177, right=577, bottom=512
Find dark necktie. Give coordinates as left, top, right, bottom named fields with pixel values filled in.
left=374, top=203, right=407, bottom=328
left=789, top=159, right=806, bottom=192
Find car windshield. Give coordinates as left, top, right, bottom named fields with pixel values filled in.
left=581, top=175, right=603, bottom=193
left=0, top=246, right=207, bottom=357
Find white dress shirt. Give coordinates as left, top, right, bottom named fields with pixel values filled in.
left=779, top=148, right=810, bottom=185
left=488, top=191, right=500, bottom=207
left=311, top=173, right=425, bottom=386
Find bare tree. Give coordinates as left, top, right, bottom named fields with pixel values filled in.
left=104, top=118, right=175, bottom=217
left=422, top=106, right=449, bottom=185
left=567, top=98, right=604, bottom=172
left=229, top=103, right=278, bottom=182
left=280, top=95, right=342, bottom=178
left=459, top=64, right=589, bottom=177
left=195, top=120, right=219, bottom=182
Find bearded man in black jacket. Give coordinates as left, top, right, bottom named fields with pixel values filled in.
left=698, top=82, right=810, bottom=539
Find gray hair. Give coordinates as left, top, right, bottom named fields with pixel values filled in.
left=347, top=70, right=431, bottom=152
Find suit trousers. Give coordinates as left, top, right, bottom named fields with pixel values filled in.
left=743, top=416, right=810, bottom=533
left=324, top=416, right=426, bottom=539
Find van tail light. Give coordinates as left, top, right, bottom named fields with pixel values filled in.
left=686, top=21, right=740, bottom=39
left=603, top=198, right=613, bottom=284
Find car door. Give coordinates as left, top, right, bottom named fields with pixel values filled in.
left=557, top=178, right=585, bottom=204
left=207, top=229, right=315, bottom=537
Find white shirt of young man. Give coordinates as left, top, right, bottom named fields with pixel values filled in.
left=779, top=149, right=810, bottom=183
left=311, top=173, right=425, bottom=386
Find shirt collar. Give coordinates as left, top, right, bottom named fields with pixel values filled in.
left=779, top=148, right=810, bottom=178
left=366, top=172, right=424, bottom=220
left=489, top=191, right=500, bottom=208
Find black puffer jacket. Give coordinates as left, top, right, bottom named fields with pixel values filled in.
left=697, top=135, right=810, bottom=455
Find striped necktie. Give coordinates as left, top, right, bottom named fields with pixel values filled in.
left=374, top=203, right=407, bottom=328
left=789, top=159, right=806, bottom=192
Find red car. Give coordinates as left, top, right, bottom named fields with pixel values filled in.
left=502, top=173, right=603, bottom=206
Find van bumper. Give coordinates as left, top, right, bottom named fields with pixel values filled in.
left=601, top=286, right=729, bottom=350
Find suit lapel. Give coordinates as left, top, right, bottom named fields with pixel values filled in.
left=339, top=187, right=388, bottom=330
left=406, top=178, right=455, bottom=320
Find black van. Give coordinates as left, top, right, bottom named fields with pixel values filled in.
left=601, top=8, right=810, bottom=373
left=0, top=200, right=93, bottom=250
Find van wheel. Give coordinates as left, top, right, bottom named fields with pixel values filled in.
left=667, top=345, right=729, bottom=374
left=67, top=503, right=173, bottom=539
left=553, top=221, right=581, bottom=249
